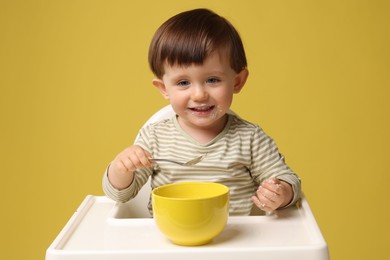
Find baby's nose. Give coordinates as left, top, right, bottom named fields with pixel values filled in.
left=191, top=85, right=208, bottom=101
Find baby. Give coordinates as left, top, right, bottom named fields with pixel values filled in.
left=103, top=8, right=301, bottom=215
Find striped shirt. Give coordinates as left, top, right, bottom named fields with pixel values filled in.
left=103, top=114, right=301, bottom=215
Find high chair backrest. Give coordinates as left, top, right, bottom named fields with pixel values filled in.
left=135, top=105, right=175, bottom=143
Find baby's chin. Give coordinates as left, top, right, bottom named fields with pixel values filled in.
left=185, top=111, right=228, bottom=128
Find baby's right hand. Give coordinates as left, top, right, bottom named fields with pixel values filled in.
left=108, top=145, right=153, bottom=189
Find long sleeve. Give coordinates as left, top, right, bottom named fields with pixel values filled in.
left=250, top=126, right=301, bottom=207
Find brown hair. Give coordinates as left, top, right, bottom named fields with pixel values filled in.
left=148, top=8, right=247, bottom=78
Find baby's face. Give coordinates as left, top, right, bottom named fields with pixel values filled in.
left=153, top=51, right=247, bottom=133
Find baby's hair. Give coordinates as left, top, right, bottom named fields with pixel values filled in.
left=148, top=8, right=247, bottom=78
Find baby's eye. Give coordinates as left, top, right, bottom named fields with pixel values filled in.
left=177, top=80, right=190, bottom=87
left=206, top=77, right=221, bottom=84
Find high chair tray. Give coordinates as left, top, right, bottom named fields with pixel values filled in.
left=46, top=195, right=329, bottom=260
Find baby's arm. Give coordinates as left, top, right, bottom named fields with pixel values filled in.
left=107, top=145, right=153, bottom=190
left=251, top=177, right=293, bottom=212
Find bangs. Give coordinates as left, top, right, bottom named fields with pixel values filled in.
left=160, top=22, right=227, bottom=67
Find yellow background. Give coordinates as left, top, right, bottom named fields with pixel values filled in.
left=1, top=0, right=389, bottom=259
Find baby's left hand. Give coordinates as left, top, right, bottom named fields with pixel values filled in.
left=251, top=177, right=293, bottom=211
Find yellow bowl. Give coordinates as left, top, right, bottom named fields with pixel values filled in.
left=152, top=182, right=229, bottom=246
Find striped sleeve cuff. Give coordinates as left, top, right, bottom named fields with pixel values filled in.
left=102, top=167, right=136, bottom=203
left=277, top=175, right=302, bottom=208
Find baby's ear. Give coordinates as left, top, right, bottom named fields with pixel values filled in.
left=152, top=78, right=170, bottom=100
left=233, top=69, right=249, bottom=93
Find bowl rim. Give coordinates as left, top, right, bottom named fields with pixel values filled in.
left=152, top=182, right=229, bottom=201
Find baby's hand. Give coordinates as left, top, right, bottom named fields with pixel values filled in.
left=251, top=177, right=293, bottom=212
left=108, top=145, right=153, bottom=189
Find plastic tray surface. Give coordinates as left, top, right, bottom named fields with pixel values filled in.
left=46, top=195, right=329, bottom=260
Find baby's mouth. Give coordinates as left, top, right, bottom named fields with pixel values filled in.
left=189, top=106, right=215, bottom=112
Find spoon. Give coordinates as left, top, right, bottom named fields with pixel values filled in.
left=150, top=154, right=206, bottom=166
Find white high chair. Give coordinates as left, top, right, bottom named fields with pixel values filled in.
left=46, top=105, right=329, bottom=259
